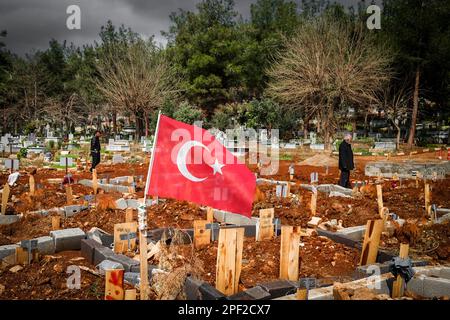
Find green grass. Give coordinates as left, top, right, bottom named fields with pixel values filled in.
left=279, top=153, right=293, bottom=160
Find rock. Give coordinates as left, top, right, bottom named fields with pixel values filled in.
left=9, top=265, right=23, bottom=273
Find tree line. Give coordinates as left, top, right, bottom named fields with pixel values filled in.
left=0, top=0, right=449, bottom=150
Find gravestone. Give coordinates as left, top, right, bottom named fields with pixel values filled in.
left=112, top=154, right=124, bottom=164
left=5, top=159, right=19, bottom=171
left=59, top=157, right=74, bottom=167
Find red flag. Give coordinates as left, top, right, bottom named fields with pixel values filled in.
left=146, top=114, right=256, bottom=217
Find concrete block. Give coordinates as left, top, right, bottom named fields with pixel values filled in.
left=337, top=225, right=366, bottom=241
left=93, top=246, right=114, bottom=266
left=0, top=244, right=18, bottom=260
left=245, top=286, right=271, bottom=300
left=126, top=199, right=140, bottom=209
left=108, top=253, right=140, bottom=272
left=199, top=283, right=227, bottom=300
left=124, top=272, right=140, bottom=286
left=86, top=227, right=113, bottom=247
left=80, top=238, right=104, bottom=264
left=184, top=276, right=204, bottom=300
left=213, top=209, right=257, bottom=226
left=423, top=276, right=450, bottom=298
left=439, top=267, right=450, bottom=280
left=227, top=291, right=253, bottom=300
left=258, top=280, right=296, bottom=298
left=406, top=275, right=425, bottom=296
left=129, top=264, right=157, bottom=276
left=96, top=260, right=124, bottom=275
left=0, top=214, right=20, bottom=225
left=50, top=228, right=86, bottom=252
left=63, top=205, right=87, bottom=218
left=34, top=236, right=55, bottom=255
left=115, top=198, right=127, bottom=210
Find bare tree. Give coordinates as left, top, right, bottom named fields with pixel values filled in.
left=378, top=84, right=410, bottom=150
left=95, top=40, right=179, bottom=139
left=268, top=16, right=392, bottom=150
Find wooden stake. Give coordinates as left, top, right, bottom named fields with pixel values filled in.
left=424, top=183, right=430, bottom=216
left=51, top=216, right=61, bottom=230
left=92, top=169, right=98, bottom=195
left=380, top=207, right=389, bottom=228
left=1, top=183, right=10, bottom=215
left=359, top=219, right=383, bottom=266
left=29, top=175, right=35, bottom=195
left=296, top=288, right=307, bottom=300
left=257, top=208, right=274, bottom=241
left=206, top=207, right=214, bottom=223
left=15, top=247, right=29, bottom=265
left=65, top=184, right=73, bottom=205
left=392, top=243, right=409, bottom=298
left=125, top=208, right=134, bottom=222
left=310, top=190, right=317, bottom=216
left=139, top=230, right=149, bottom=300
left=215, top=227, right=244, bottom=295
left=193, top=220, right=210, bottom=249
left=124, top=289, right=137, bottom=300
left=279, top=225, right=301, bottom=281
left=105, top=269, right=125, bottom=300
left=376, top=184, right=383, bottom=217
left=113, top=222, right=138, bottom=253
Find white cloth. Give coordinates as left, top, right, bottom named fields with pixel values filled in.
left=8, top=172, right=20, bottom=186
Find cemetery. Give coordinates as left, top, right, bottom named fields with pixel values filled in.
left=0, top=132, right=448, bottom=300
left=0, top=0, right=449, bottom=307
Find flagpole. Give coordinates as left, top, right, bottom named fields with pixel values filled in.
left=138, top=110, right=161, bottom=300
left=143, top=110, right=162, bottom=206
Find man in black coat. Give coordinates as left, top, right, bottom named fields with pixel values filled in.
left=90, top=130, right=101, bottom=172
left=338, top=133, right=354, bottom=188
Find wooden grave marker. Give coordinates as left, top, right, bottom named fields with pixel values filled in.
left=52, top=215, right=61, bottom=230
left=376, top=184, right=383, bottom=217
left=139, top=229, right=150, bottom=300
left=256, top=208, right=274, bottom=241
left=424, top=183, right=431, bottom=216
left=215, top=227, right=244, bottom=295
left=1, top=183, right=10, bottom=215
left=92, top=169, right=98, bottom=195
left=193, top=220, right=211, bottom=249
left=124, top=289, right=137, bottom=300
left=392, top=243, right=409, bottom=298
left=125, top=208, right=134, bottom=222
left=113, top=222, right=138, bottom=253
left=310, top=188, right=317, bottom=216
left=359, top=219, right=383, bottom=266
left=105, top=269, right=125, bottom=300
left=29, top=175, right=35, bottom=196
left=65, top=184, right=73, bottom=205
left=279, top=225, right=301, bottom=281
left=206, top=207, right=214, bottom=223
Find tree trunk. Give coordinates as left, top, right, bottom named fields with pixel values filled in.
left=407, top=67, right=420, bottom=148
left=112, top=111, right=117, bottom=135
left=363, top=112, right=369, bottom=137
left=144, top=111, right=149, bottom=138
left=394, top=123, right=401, bottom=150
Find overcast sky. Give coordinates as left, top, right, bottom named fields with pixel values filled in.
left=0, top=0, right=379, bottom=56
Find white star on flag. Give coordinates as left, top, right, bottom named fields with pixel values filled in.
left=209, top=158, right=225, bottom=175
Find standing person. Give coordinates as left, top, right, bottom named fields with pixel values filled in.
left=90, top=130, right=101, bottom=172
left=338, top=133, right=354, bottom=188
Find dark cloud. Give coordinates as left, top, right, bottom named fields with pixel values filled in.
left=0, top=0, right=379, bottom=56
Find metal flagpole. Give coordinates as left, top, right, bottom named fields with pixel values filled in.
left=138, top=110, right=161, bottom=300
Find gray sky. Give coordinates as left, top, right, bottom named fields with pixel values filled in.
left=0, top=0, right=378, bottom=56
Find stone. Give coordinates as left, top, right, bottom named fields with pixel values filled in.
left=124, top=272, right=141, bottom=286
left=108, top=254, right=140, bottom=272
left=115, top=198, right=127, bottom=210
left=199, top=283, right=227, bottom=300
left=34, top=236, right=55, bottom=255
left=126, top=199, right=141, bottom=209
left=96, top=260, right=124, bottom=275
left=0, top=244, right=19, bottom=260
left=93, top=246, right=115, bottom=266
left=227, top=291, right=253, bottom=300
left=80, top=238, right=104, bottom=264
left=9, top=265, right=23, bottom=273
left=86, top=227, right=113, bottom=247
left=184, top=276, right=204, bottom=300
left=0, top=214, right=21, bottom=225
left=258, top=280, right=296, bottom=299
left=64, top=205, right=87, bottom=218
left=423, top=276, right=450, bottom=298
left=50, top=228, right=86, bottom=252
left=245, top=286, right=271, bottom=300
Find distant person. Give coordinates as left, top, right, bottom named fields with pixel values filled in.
left=338, top=133, right=354, bottom=188
left=90, top=130, right=101, bottom=172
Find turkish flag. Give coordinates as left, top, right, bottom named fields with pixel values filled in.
left=146, top=115, right=256, bottom=217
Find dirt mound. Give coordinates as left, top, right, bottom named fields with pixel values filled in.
left=298, top=154, right=338, bottom=167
